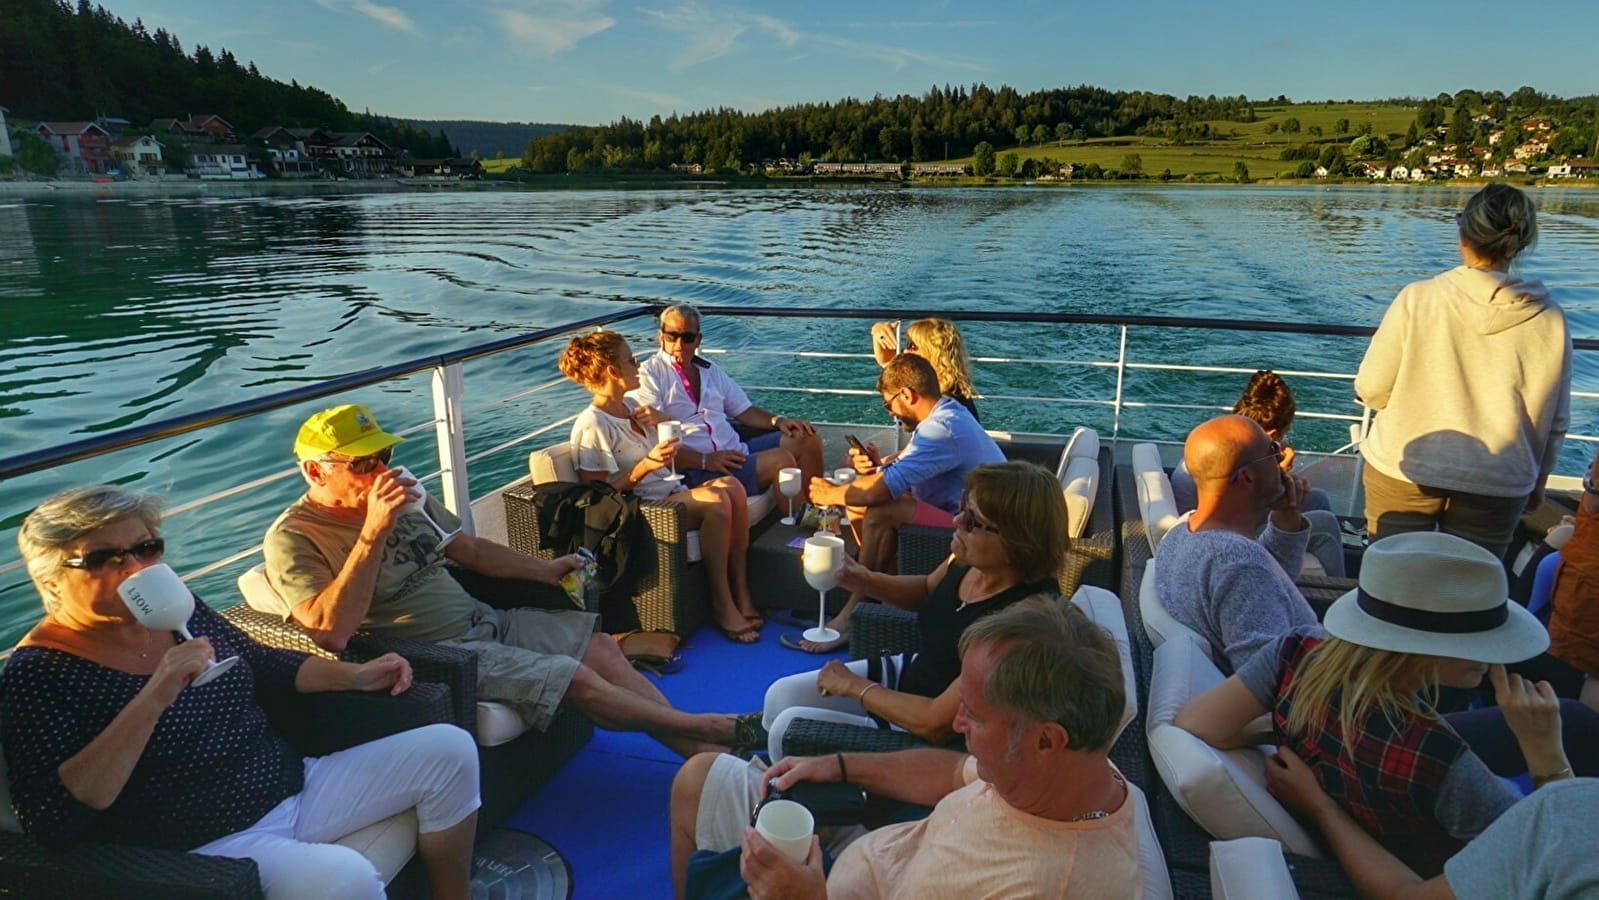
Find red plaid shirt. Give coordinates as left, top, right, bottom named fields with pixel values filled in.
left=1270, top=634, right=1469, bottom=877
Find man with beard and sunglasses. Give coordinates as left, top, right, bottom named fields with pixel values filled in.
left=262, top=404, right=746, bottom=757
left=1155, top=414, right=1318, bottom=673
left=795, top=354, right=1003, bottom=652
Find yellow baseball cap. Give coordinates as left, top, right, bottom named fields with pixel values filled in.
left=292, top=404, right=404, bottom=461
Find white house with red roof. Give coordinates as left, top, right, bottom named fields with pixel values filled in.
left=35, top=121, right=113, bottom=174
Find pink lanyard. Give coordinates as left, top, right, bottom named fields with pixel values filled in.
left=670, top=359, right=717, bottom=452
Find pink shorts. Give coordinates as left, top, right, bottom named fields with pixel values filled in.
left=911, top=499, right=955, bottom=528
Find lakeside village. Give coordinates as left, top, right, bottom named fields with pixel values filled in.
left=2, top=105, right=1594, bottom=185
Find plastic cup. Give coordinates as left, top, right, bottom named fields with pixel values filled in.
left=754, top=799, right=814, bottom=864
left=831, top=467, right=855, bottom=485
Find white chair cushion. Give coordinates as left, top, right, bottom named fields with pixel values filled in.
left=1069, top=586, right=1139, bottom=741
left=1131, top=781, right=1174, bottom=899
left=1059, top=426, right=1101, bottom=471
left=236, top=564, right=534, bottom=748
left=529, top=442, right=773, bottom=563
left=1137, top=558, right=1211, bottom=658
left=239, top=562, right=293, bottom=618
left=1210, top=837, right=1299, bottom=900
left=1131, top=444, right=1180, bottom=554
left=1145, top=636, right=1320, bottom=856
left=1060, top=456, right=1099, bottom=540
left=334, top=808, right=418, bottom=885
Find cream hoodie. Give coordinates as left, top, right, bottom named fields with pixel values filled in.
left=1356, top=265, right=1570, bottom=497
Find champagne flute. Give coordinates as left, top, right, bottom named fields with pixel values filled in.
left=118, top=563, right=239, bottom=687
left=778, top=467, right=803, bottom=525
left=658, top=421, right=684, bottom=482
left=391, top=466, right=460, bottom=548
left=801, top=535, right=844, bottom=644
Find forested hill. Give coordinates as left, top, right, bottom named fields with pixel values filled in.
left=400, top=120, right=569, bottom=159
left=0, top=0, right=454, bottom=157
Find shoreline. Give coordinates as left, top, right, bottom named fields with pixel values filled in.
left=2, top=174, right=1594, bottom=197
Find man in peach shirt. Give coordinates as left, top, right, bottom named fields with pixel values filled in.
left=668, top=598, right=1145, bottom=899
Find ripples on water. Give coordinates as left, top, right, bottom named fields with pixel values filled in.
left=1, top=185, right=1597, bottom=642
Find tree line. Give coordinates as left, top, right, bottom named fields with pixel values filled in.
left=0, top=0, right=455, bottom=159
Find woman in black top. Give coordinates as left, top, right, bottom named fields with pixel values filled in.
left=760, top=462, right=1066, bottom=757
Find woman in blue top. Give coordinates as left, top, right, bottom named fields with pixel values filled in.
left=1, top=485, right=481, bottom=899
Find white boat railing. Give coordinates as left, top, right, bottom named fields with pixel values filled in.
left=2, top=306, right=1595, bottom=606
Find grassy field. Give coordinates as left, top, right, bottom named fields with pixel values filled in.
left=481, top=158, right=522, bottom=174
left=951, top=101, right=1422, bottom=179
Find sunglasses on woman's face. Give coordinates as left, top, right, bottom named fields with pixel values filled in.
left=62, top=537, right=166, bottom=571
left=953, top=502, right=1001, bottom=534
left=320, top=445, right=394, bottom=475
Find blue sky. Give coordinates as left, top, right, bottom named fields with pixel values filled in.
left=123, top=0, right=1598, bottom=125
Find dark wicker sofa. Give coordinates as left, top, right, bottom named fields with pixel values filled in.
left=0, top=674, right=453, bottom=899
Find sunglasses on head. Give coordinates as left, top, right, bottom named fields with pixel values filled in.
left=320, top=445, right=393, bottom=475
left=63, top=537, right=166, bottom=571
left=660, top=329, right=700, bottom=343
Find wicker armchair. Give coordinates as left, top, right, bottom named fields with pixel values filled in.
left=502, top=476, right=711, bottom=636
left=893, top=446, right=1118, bottom=596
left=219, top=604, right=593, bottom=828
left=0, top=680, right=452, bottom=900
left=783, top=603, right=934, bottom=758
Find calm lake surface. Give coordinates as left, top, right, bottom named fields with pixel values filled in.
left=3, top=184, right=1598, bottom=643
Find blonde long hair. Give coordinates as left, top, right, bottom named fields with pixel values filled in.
left=905, top=318, right=976, bottom=400
left=1282, top=637, right=1441, bottom=745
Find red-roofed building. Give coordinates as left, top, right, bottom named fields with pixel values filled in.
left=36, top=121, right=113, bottom=174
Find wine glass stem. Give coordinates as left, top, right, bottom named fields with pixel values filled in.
left=818, top=589, right=827, bottom=628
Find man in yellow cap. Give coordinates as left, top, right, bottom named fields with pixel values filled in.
left=263, top=403, right=743, bottom=757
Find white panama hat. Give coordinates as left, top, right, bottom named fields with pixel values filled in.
left=1322, top=531, right=1548, bottom=663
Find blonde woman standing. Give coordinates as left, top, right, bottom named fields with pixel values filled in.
left=1176, top=532, right=1569, bottom=878
left=1356, top=183, right=1570, bottom=558
left=870, top=317, right=980, bottom=421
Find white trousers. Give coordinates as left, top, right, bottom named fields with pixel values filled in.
left=761, top=655, right=909, bottom=760
left=194, top=723, right=480, bottom=900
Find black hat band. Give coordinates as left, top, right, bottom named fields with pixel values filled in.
left=1356, top=588, right=1508, bottom=635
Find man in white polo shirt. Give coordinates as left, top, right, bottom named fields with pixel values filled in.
left=631, top=304, right=824, bottom=496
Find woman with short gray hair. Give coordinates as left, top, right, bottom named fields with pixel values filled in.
left=4, top=484, right=481, bottom=899
left=1355, top=183, right=1570, bottom=558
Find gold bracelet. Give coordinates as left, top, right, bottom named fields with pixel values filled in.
left=1532, top=766, right=1574, bottom=789
left=857, top=683, right=878, bottom=705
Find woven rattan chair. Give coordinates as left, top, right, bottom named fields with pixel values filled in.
left=0, top=677, right=453, bottom=899
left=219, top=604, right=593, bottom=829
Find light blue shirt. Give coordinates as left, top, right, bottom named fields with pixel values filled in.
left=880, top=396, right=1004, bottom=514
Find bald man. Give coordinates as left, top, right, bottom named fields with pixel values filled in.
left=1155, top=415, right=1319, bottom=673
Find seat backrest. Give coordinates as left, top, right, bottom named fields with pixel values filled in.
left=1137, top=558, right=1211, bottom=659
left=530, top=443, right=579, bottom=484
left=239, top=562, right=292, bottom=618
left=1143, top=635, right=1320, bottom=856
left=1210, top=837, right=1299, bottom=900
left=1131, top=781, right=1174, bottom=900
left=1131, top=444, right=1180, bottom=554
left=1057, top=427, right=1100, bottom=539
left=1070, top=585, right=1139, bottom=741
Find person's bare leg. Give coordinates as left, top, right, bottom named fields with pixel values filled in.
left=417, top=811, right=478, bottom=900
left=798, top=496, right=916, bottom=652
left=670, top=752, right=720, bottom=900
left=754, top=447, right=798, bottom=495
left=668, top=485, right=754, bottom=639
left=781, top=430, right=824, bottom=483
left=564, top=660, right=735, bottom=757
left=717, top=476, right=760, bottom=625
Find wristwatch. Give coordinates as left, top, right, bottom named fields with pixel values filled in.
left=770, top=415, right=783, bottom=428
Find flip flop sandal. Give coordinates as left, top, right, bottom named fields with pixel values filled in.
left=780, top=631, right=848, bottom=653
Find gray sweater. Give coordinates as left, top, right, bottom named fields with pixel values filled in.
left=1155, top=513, right=1317, bottom=672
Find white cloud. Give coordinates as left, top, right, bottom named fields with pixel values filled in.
left=313, top=0, right=420, bottom=34
left=637, top=5, right=745, bottom=70
left=493, top=0, right=616, bottom=55
left=611, top=85, right=689, bottom=110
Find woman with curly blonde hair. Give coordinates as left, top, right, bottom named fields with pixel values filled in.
left=559, top=330, right=762, bottom=643
left=869, top=318, right=979, bottom=421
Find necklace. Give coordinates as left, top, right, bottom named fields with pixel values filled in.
left=1064, top=770, right=1126, bottom=822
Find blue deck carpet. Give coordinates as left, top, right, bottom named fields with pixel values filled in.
left=502, top=617, right=847, bottom=900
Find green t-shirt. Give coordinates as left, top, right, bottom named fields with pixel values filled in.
left=262, top=494, right=476, bottom=643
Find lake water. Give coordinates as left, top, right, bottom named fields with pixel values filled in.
left=3, top=184, right=1598, bottom=643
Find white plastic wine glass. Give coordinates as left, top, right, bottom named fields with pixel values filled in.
left=118, top=563, right=239, bottom=687
left=778, top=467, right=803, bottom=525
left=391, top=466, right=460, bottom=548
left=801, top=534, right=844, bottom=644
left=658, top=421, right=685, bottom=482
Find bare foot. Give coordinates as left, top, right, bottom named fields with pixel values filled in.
left=713, top=611, right=760, bottom=643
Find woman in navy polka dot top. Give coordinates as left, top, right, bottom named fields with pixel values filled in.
left=1, top=485, right=483, bottom=899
